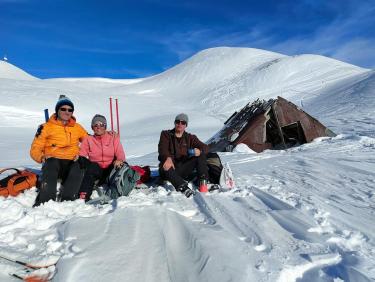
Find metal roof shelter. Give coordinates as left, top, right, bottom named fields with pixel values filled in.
left=208, top=96, right=336, bottom=153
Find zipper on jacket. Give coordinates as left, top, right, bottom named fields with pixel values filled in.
left=64, top=127, right=71, bottom=145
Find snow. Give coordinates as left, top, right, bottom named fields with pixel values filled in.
left=0, top=60, right=38, bottom=81
left=232, top=143, right=257, bottom=153
left=0, top=47, right=374, bottom=281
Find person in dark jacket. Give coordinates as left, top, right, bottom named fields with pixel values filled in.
left=158, top=113, right=209, bottom=197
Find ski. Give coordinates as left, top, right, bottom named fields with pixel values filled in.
left=10, top=266, right=51, bottom=282
left=0, top=254, right=57, bottom=281
left=0, top=254, right=58, bottom=269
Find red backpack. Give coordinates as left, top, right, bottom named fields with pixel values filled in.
left=0, top=168, right=38, bottom=197
left=130, top=166, right=151, bottom=184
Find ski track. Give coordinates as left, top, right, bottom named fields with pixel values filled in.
left=1, top=135, right=374, bottom=281
left=227, top=135, right=375, bottom=281
left=55, top=202, right=256, bottom=282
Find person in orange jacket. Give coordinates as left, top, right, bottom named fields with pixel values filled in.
left=30, top=96, right=87, bottom=206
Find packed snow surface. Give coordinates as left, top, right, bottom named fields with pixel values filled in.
left=0, top=47, right=374, bottom=281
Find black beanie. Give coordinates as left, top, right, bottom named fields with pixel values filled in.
left=55, top=96, right=74, bottom=113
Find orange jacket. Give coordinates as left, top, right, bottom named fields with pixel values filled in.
left=30, top=114, right=88, bottom=163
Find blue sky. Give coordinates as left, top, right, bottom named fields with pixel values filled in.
left=1, top=0, right=374, bottom=78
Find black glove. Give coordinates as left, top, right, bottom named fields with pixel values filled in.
left=78, top=156, right=91, bottom=170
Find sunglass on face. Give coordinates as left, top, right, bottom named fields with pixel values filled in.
left=175, top=120, right=187, bottom=125
left=59, top=107, right=74, bottom=112
left=93, top=123, right=106, bottom=128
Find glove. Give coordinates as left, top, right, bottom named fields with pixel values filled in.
left=78, top=156, right=91, bottom=170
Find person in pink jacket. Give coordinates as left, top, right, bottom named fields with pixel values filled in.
left=78, top=114, right=126, bottom=201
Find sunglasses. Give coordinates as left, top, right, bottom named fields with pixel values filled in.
left=175, top=120, right=187, bottom=125
left=93, top=123, right=106, bottom=128
left=59, top=107, right=74, bottom=112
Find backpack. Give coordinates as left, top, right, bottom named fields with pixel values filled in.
left=130, top=165, right=151, bottom=185
left=0, top=168, right=38, bottom=197
left=103, top=164, right=141, bottom=199
left=206, top=153, right=235, bottom=189
left=219, top=162, right=235, bottom=190
left=207, top=152, right=223, bottom=184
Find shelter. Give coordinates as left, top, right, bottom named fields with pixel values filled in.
left=207, top=96, right=336, bottom=153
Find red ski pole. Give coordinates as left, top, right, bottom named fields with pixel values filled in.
left=109, top=97, right=114, bottom=132
left=115, top=98, right=120, bottom=136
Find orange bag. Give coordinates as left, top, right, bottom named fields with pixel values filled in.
left=0, top=168, right=37, bottom=197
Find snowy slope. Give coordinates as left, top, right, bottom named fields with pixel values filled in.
left=0, top=47, right=374, bottom=282
left=0, top=60, right=38, bottom=81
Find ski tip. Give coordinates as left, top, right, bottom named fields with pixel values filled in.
left=24, top=275, right=49, bottom=282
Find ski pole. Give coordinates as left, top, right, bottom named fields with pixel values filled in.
left=115, top=98, right=120, bottom=136
left=109, top=97, right=114, bottom=131
left=44, top=109, right=49, bottom=122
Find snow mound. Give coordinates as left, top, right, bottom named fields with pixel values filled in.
left=0, top=61, right=38, bottom=81
left=233, top=143, right=257, bottom=153
left=46, top=77, right=143, bottom=85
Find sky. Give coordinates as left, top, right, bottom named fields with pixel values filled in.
left=1, top=0, right=374, bottom=79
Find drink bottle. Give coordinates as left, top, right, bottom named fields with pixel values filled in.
left=199, top=177, right=208, bottom=193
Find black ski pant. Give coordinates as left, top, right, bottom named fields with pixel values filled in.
left=79, top=161, right=113, bottom=201
left=160, top=154, right=209, bottom=190
left=34, top=157, right=84, bottom=206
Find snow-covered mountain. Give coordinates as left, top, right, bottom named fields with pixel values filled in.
left=0, top=47, right=373, bottom=155
left=0, top=48, right=374, bottom=281
left=0, top=60, right=38, bottom=81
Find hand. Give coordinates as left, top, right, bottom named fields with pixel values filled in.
left=107, top=131, right=119, bottom=137
left=194, top=148, right=201, bottom=157
left=163, top=157, right=175, bottom=171
left=73, top=155, right=79, bottom=161
left=41, top=155, right=51, bottom=163
left=113, top=160, right=124, bottom=169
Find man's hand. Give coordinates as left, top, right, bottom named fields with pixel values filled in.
left=113, top=160, right=124, bottom=169
left=163, top=157, right=175, bottom=171
left=194, top=148, right=201, bottom=157
left=41, top=155, right=51, bottom=163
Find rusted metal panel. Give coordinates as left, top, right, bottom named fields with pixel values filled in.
left=274, top=97, right=332, bottom=142
left=234, top=114, right=272, bottom=152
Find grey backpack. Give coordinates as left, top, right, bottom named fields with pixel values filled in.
left=104, top=164, right=140, bottom=199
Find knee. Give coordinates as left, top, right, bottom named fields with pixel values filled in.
left=44, top=157, right=59, bottom=169
left=87, top=161, right=100, bottom=172
left=42, top=158, right=60, bottom=177
left=82, top=170, right=98, bottom=182
left=198, top=153, right=206, bottom=160
left=68, top=160, right=85, bottom=174
left=161, top=168, right=174, bottom=178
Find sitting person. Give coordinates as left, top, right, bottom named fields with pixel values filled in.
left=30, top=96, right=88, bottom=206
left=158, top=113, right=209, bottom=197
left=78, top=114, right=126, bottom=201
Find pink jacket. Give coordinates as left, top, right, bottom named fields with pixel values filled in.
left=79, top=132, right=126, bottom=169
